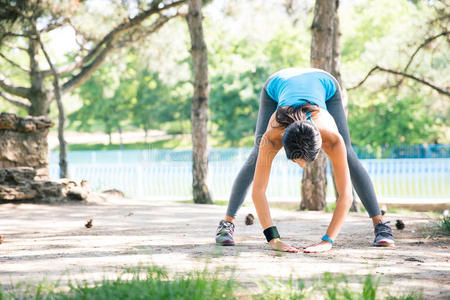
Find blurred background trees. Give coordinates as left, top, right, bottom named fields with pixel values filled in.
left=1, top=0, right=448, bottom=148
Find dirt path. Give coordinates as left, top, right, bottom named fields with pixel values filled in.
left=0, top=200, right=449, bottom=299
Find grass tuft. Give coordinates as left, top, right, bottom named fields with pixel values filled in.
left=439, top=215, right=450, bottom=234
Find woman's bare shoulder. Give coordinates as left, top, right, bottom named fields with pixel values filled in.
left=312, top=108, right=342, bottom=148
left=263, top=112, right=284, bottom=147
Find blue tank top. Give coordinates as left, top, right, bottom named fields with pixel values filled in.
left=265, top=68, right=337, bottom=110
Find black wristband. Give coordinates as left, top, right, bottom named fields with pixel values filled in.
left=263, top=226, right=280, bottom=242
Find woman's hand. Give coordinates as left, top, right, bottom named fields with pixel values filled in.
left=303, top=240, right=333, bottom=253
left=269, top=238, right=299, bottom=253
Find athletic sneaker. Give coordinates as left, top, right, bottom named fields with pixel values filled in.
left=215, top=220, right=235, bottom=246
left=373, top=221, right=395, bottom=247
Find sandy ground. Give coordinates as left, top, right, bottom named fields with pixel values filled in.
left=0, top=199, right=449, bottom=299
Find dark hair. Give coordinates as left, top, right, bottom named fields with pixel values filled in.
left=275, top=105, right=322, bottom=162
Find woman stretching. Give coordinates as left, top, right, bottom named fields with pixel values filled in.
left=215, top=68, right=395, bottom=253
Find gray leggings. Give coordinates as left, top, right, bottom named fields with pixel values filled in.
left=225, top=81, right=381, bottom=218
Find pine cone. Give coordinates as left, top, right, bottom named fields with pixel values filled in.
left=85, top=219, right=93, bottom=228
left=395, top=219, right=405, bottom=230
left=245, top=213, right=254, bottom=225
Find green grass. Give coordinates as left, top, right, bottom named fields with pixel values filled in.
left=0, top=267, right=423, bottom=300
left=324, top=202, right=337, bottom=213
left=1, top=266, right=236, bottom=300
left=418, top=215, right=450, bottom=238
left=252, top=272, right=422, bottom=300
left=439, top=215, right=450, bottom=234
left=64, top=137, right=194, bottom=151
left=55, top=133, right=255, bottom=151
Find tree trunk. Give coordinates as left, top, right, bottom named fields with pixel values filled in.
left=187, top=0, right=212, bottom=204
left=118, top=124, right=124, bottom=149
left=329, top=2, right=359, bottom=212
left=300, top=151, right=328, bottom=210
left=36, top=30, right=69, bottom=178
left=144, top=128, right=148, bottom=145
left=300, top=0, right=337, bottom=211
left=28, top=38, right=49, bottom=116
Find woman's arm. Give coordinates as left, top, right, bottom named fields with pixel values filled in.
left=323, top=135, right=353, bottom=236
left=303, top=132, right=353, bottom=253
left=252, top=131, right=299, bottom=252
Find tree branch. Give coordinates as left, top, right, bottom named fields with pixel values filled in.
left=348, top=65, right=449, bottom=97
left=0, top=91, right=31, bottom=110
left=113, top=14, right=171, bottom=49
left=403, top=31, right=449, bottom=73
left=3, top=41, right=28, bottom=52
left=347, top=66, right=379, bottom=90
left=39, top=17, right=69, bottom=33
left=348, top=31, right=450, bottom=95
left=376, top=66, right=450, bottom=97
left=80, top=0, right=185, bottom=66
left=61, top=0, right=186, bottom=94
left=0, top=52, right=30, bottom=73
left=0, top=74, right=30, bottom=98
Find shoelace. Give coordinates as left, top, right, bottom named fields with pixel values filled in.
left=220, top=221, right=234, bottom=232
left=375, top=221, right=392, bottom=237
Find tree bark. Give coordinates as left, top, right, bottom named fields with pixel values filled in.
left=36, top=31, right=69, bottom=178
left=118, top=124, right=124, bottom=149
left=187, top=0, right=212, bottom=204
left=301, top=0, right=336, bottom=211
left=28, top=38, right=49, bottom=116
left=329, top=1, right=359, bottom=212
left=300, top=152, right=328, bottom=210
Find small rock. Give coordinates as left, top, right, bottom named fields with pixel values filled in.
left=245, top=213, right=254, bottom=225
left=101, top=189, right=125, bottom=198
left=67, top=186, right=89, bottom=201
left=85, top=219, right=93, bottom=228
left=405, top=257, right=424, bottom=263
left=396, top=219, right=405, bottom=230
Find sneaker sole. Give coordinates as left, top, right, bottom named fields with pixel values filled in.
left=216, top=240, right=235, bottom=246
left=373, top=241, right=395, bottom=247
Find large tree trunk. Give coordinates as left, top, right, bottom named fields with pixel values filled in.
left=329, top=3, right=359, bottom=211
left=301, top=0, right=337, bottom=211
left=187, top=0, right=212, bottom=204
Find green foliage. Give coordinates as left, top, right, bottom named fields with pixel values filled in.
left=133, top=70, right=190, bottom=135
left=69, top=53, right=190, bottom=140
left=210, top=66, right=268, bottom=146
left=348, top=92, right=436, bottom=147
left=69, top=59, right=132, bottom=139
left=324, top=202, right=337, bottom=213
left=56, top=0, right=449, bottom=147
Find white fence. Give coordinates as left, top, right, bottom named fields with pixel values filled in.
left=49, top=158, right=450, bottom=201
